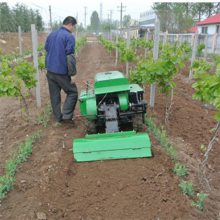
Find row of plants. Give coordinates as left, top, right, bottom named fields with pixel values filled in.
left=0, top=43, right=45, bottom=63
left=0, top=59, right=37, bottom=113
left=191, top=59, right=220, bottom=191
left=0, top=130, right=42, bottom=200
left=99, top=36, right=136, bottom=63
left=146, top=117, right=208, bottom=210
left=75, top=36, right=87, bottom=54
left=0, top=100, right=53, bottom=201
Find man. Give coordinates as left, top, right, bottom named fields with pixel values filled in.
left=45, top=16, right=78, bottom=123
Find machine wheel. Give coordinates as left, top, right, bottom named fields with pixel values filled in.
left=133, top=114, right=147, bottom=132
left=86, top=120, right=97, bottom=134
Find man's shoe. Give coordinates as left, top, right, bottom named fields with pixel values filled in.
left=62, top=118, right=74, bottom=124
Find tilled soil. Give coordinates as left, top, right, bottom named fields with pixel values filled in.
left=146, top=74, right=220, bottom=220
left=0, top=39, right=218, bottom=220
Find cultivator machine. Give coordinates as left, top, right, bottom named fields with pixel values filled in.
left=73, top=71, right=152, bottom=162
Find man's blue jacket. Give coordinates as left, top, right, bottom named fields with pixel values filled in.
left=45, top=27, right=75, bottom=75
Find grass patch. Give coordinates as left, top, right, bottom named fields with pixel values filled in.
left=0, top=130, right=42, bottom=201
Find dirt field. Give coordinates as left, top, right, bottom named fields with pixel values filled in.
left=0, top=32, right=47, bottom=54
left=0, top=38, right=219, bottom=220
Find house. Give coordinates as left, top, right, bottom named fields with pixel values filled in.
left=197, top=13, right=220, bottom=34
left=139, top=10, right=156, bottom=37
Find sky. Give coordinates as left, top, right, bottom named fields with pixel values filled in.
left=4, top=0, right=154, bottom=26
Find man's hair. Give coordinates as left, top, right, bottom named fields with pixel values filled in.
left=63, top=16, right=77, bottom=25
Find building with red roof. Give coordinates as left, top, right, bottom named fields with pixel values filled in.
left=196, top=13, right=220, bottom=34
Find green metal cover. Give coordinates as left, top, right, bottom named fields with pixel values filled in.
left=73, top=131, right=152, bottom=162
left=79, top=90, right=97, bottom=119
left=94, top=71, right=130, bottom=95
left=129, top=84, right=144, bottom=93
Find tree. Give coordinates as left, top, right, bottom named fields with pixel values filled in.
left=90, top=11, right=100, bottom=33
left=100, top=19, right=117, bottom=32
left=36, top=10, right=43, bottom=31
left=0, top=2, right=16, bottom=32
left=77, top=22, right=85, bottom=32
left=52, top=20, right=62, bottom=31
left=123, top=15, right=131, bottom=28
left=153, top=3, right=194, bottom=33
left=0, top=2, right=44, bottom=32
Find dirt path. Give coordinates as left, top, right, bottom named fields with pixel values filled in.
left=0, top=41, right=197, bottom=220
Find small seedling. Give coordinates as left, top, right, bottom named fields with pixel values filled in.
left=166, top=144, right=177, bottom=160
left=37, top=104, right=52, bottom=128
left=179, top=180, right=194, bottom=198
left=192, top=193, right=208, bottom=210
left=173, top=163, right=188, bottom=177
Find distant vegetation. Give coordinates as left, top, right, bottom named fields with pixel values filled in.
left=153, top=3, right=220, bottom=33
left=0, top=2, right=43, bottom=32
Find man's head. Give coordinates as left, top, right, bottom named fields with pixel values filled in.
left=63, top=16, right=77, bottom=32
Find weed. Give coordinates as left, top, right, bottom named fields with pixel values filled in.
left=179, top=180, right=194, bottom=198
left=192, top=193, right=208, bottom=210
left=37, top=104, right=52, bottom=128
left=173, top=163, right=188, bottom=177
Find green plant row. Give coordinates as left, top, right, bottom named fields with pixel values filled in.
left=0, top=130, right=42, bottom=201
left=192, top=59, right=220, bottom=121
left=129, top=43, right=191, bottom=94
left=99, top=36, right=137, bottom=63
left=0, top=59, right=37, bottom=97
left=130, top=38, right=154, bottom=50
left=0, top=44, right=44, bottom=63
left=75, top=36, right=87, bottom=53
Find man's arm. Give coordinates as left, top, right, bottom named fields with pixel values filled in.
left=44, top=36, right=50, bottom=52
left=65, top=34, right=75, bottom=55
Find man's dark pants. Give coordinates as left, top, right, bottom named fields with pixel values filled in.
left=46, top=71, right=78, bottom=122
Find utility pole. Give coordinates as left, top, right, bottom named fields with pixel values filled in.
left=84, top=6, right=87, bottom=29
left=109, top=10, right=113, bottom=24
left=100, top=3, right=103, bottom=22
left=117, top=2, right=126, bottom=36
left=49, top=5, right=52, bottom=32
